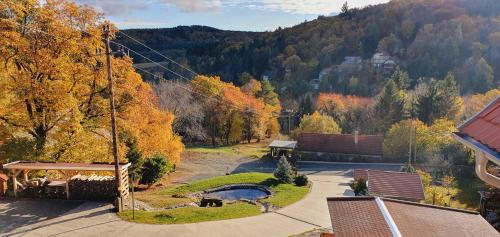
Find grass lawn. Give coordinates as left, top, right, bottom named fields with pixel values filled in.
left=118, top=202, right=262, bottom=224
left=185, top=142, right=269, bottom=159
left=136, top=172, right=309, bottom=207
left=123, top=173, right=310, bottom=224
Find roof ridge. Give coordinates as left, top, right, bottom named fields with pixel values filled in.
left=381, top=197, right=479, bottom=214
left=299, top=133, right=383, bottom=137
left=375, top=197, right=402, bottom=237
left=366, top=169, right=420, bottom=175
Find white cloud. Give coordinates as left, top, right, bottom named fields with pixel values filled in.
left=224, top=0, right=389, bottom=15
left=160, top=0, right=222, bottom=12
left=76, top=0, right=389, bottom=17
left=76, top=0, right=222, bottom=16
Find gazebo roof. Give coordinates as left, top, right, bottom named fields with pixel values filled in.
left=2, top=161, right=130, bottom=171
left=268, top=140, right=297, bottom=149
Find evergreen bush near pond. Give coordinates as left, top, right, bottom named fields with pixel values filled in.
left=294, top=174, right=308, bottom=186
left=274, top=157, right=294, bottom=184
left=140, top=154, right=170, bottom=188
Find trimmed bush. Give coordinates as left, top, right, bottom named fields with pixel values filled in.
left=294, top=174, right=308, bottom=186
left=140, top=154, right=169, bottom=188
left=274, top=156, right=294, bottom=183
left=349, top=179, right=368, bottom=196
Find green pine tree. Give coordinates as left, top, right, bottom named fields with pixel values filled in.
left=375, top=80, right=406, bottom=132
left=274, top=156, right=294, bottom=184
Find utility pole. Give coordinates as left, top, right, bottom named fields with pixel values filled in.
left=103, top=24, right=122, bottom=209
left=408, top=119, right=412, bottom=167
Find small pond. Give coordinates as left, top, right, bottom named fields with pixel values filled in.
left=204, top=184, right=271, bottom=201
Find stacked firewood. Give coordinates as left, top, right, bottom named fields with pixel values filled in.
left=69, top=175, right=116, bottom=201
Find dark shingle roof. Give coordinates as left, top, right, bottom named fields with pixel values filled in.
left=327, top=197, right=498, bottom=237
left=297, top=133, right=383, bottom=156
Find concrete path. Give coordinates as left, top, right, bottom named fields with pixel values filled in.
left=1, top=174, right=353, bottom=237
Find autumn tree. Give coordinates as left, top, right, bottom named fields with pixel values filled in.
left=316, top=93, right=374, bottom=133
left=154, top=80, right=206, bottom=142
left=462, top=89, right=500, bottom=119
left=0, top=0, right=183, bottom=163
left=292, top=112, right=341, bottom=138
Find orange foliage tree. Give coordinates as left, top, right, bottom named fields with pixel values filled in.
left=316, top=93, right=374, bottom=133
left=0, top=0, right=183, bottom=164
left=192, top=76, right=280, bottom=146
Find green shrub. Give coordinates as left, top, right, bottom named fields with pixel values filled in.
left=140, top=154, right=169, bottom=188
left=274, top=156, right=294, bottom=184
left=294, top=174, right=308, bottom=186
left=349, top=179, right=368, bottom=196
left=124, top=135, right=143, bottom=179
left=400, top=163, right=416, bottom=173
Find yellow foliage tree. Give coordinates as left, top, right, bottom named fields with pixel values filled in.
left=292, top=111, right=341, bottom=138
left=0, top=0, right=183, bottom=163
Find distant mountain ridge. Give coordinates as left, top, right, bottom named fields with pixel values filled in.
left=117, top=0, right=500, bottom=97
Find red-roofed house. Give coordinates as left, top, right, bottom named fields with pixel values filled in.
left=453, top=96, right=500, bottom=189
left=353, top=169, right=425, bottom=201
left=296, top=133, right=384, bottom=162
left=327, top=196, right=498, bottom=237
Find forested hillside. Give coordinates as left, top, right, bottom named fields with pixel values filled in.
left=118, top=0, right=500, bottom=98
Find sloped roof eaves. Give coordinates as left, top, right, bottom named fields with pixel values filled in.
left=457, top=95, right=500, bottom=154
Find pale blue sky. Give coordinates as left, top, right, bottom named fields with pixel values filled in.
left=76, top=0, right=390, bottom=31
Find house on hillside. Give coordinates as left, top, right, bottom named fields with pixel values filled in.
left=318, top=67, right=334, bottom=81
left=296, top=133, right=384, bottom=162
left=309, top=78, right=321, bottom=90
left=261, top=70, right=272, bottom=81
left=372, top=52, right=398, bottom=74
left=337, top=56, right=363, bottom=74
left=326, top=196, right=498, bottom=237
left=353, top=169, right=425, bottom=202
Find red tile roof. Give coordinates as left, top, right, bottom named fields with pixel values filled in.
left=297, top=133, right=383, bottom=156
left=327, top=197, right=392, bottom=237
left=327, top=197, right=498, bottom=237
left=384, top=199, right=499, bottom=237
left=458, top=96, right=500, bottom=154
left=365, top=170, right=425, bottom=201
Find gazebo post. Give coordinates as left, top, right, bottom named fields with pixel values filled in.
left=12, top=169, right=17, bottom=198
left=23, top=170, right=29, bottom=182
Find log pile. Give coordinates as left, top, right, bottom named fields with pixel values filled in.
left=69, top=175, right=116, bottom=201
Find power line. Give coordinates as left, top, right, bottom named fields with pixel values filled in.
left=132, top=65, right=261, bottom=114
left=109, top=41, right=190, bottom=81
left=117, top=30, right=199, bottom=77
left=6, top=18, right=266, bottom=116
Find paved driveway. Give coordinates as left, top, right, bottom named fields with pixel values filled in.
left=1, top=163, right=401, bottom=237
left=1, top=174, right=351, bottom=237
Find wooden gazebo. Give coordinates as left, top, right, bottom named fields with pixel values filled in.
left=2, top=161, right=130, bottom=199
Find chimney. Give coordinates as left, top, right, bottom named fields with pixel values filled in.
left=354, top=130, right=359, bottom=145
